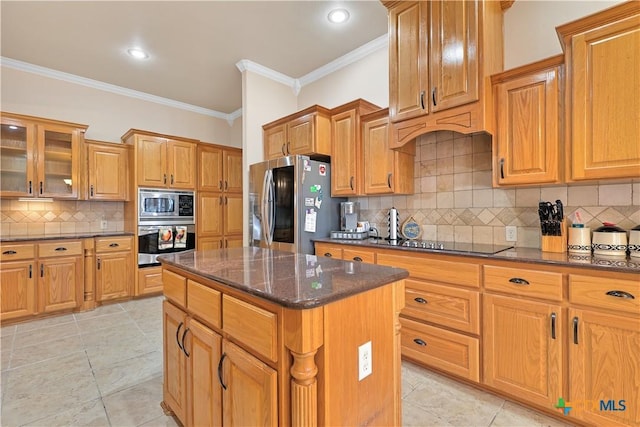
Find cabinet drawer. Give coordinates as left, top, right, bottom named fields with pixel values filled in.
left=223, top=295, right=278, bottom=362
left=400, top=317, right=479, bottom=382
left=38, top=241, right=83, bottom=258
left=187, top=279, right=221, bottom=329
left=315, top=243, right=343, bottom=259
left=163, top=269, right=186, bottom=307
left=343, top=248, right=375, bottom=263
left=377, top=253, right=480, bottom=288
left=569, top=274, right=640, bottom=315
left=95, top=236, right=132, bottom=253
left=403, top=279, right=479, bottom=334
left=1, top=243, right=35, bottom=261
left=484, top=265, right=562, bottom=302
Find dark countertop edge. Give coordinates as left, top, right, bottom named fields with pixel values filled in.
left=313, top=238, right=640, bottom=274
left=1, top=231, right=135, bottom=243
left=159, top=253, right=409, bottom=310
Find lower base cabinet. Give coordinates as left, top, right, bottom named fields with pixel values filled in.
left=95, top=236, right=134, bottom=302
left=0, top=259, right=36, bottom=321
left=137, top=266, right=163, bottom=296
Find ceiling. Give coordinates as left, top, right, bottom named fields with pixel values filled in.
left=1, top=1, right=388, bottom=117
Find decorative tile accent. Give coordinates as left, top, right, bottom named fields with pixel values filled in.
left=358, top=131, right=640, bottom=248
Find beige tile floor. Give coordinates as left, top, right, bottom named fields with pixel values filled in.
left=1, top=295, right=574, bottom=427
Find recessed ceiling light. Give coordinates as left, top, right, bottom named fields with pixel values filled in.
left=328, top=8, right=350, bottom=24
left=127, top=48, right=149, bottom=60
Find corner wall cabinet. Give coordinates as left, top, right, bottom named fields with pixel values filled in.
left=315, top=241, right=640, bottom=427
left=491, top=55, right=564, bottom=186
left=329, top=99, right=380, bottom=196
left=122, top=129, right=197, bottom=190
left=384, top=0, right=504, bottom=147
left=557, top=2, right=640, bottom=181
left=1, top=112, right=87, bottom=199
left=263, top=105, right=331, bottom=160
left=86, top=140, right=130, bottom=201
left=362, top=109, right=415, bottom=195
left=196, top=143, right=243, bottom=250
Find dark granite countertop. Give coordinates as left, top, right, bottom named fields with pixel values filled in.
left=314, top=238, right=640, bottom=274
left=158, top=247, right=409, bottom=309
left=1, top=231, right=135, bottom=243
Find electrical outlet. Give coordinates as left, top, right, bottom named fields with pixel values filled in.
left=100, top=220, right=108, bottom=230
left=506, top=226, right=517, bottom=242
left=358, top=341, right=372, bottom=381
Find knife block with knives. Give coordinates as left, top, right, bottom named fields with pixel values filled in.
left=539, top=200, right=567, bottom=253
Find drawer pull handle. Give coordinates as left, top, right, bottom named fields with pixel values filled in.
left=90, top=184, right=94, bottom=197
left=349, top=176, right=354, bottom=191
left=40, top=264, right=44, bottom=277
left=499, top=158, right=505, bottom=180
left=218, top=353, right=228, bottom=390
left=353, top=256, right=363, bottom=262
left=509, top=277, right=530, bottom=285
left=55, top=247, right=68, bottom=252
left=414, top=297, right=428, bottom=304
left=97, top=259, right=101, bottom=270
left=181, top=328, right=190, bottom=357
left=550, top=312, right=556, bottom=340
left=420, top=90, right=425, bottom=110
left=29, top=264, right=32, bottom=278
left=413, top=338, right=427, bottom=346
left=28, top=180, right=33, bottom=194
left=324, top=253, right=332, bottom=257
left=2, top=250, right=17, bottom=255
left=109, top=243, right=120, bottom=248
left=573, top=317, right=579, bottom=345
left=606, top=290, right=635, bottom=300
left=176, top=322, right=184, bottom=351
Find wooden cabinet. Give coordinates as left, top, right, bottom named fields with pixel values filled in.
left=377, top=250, right=481, bottom=382
left=162, top=299, right=188, bottom=425
left=567, top=273, right=640, bottom=427
left=137, top=265, right=163, bottom=296
left=491, top=55, right=563, bottom=186
left=385, top=0, right=503, bottom=147
left=221, top=340, right=277, bottom=426
left=197, top=144, right=243, bottom=251
left=1, top=112, right=87, bottom=199
left=314, top=242, right=345, bottom=259
left=361, top=109, right=414, bottom=195
left=330, top=99, right=380, bottom=196
left=95, top=236, right=133, bottom=302
left=0, top=244, right=36, bottom=321
left=557, top=2, right=640, bottom=181
left=263, top=105, right=331, bottom=160
left=37, top=240, right=84, bottom=313
left=483, top=263, right=564, bottom=408
left=122, top=130, right=197, bottom=189
left=86, top=140, right=129, bottom=200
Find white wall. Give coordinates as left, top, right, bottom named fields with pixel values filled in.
left=504, top=0, right=624, bottom=69
left=297, top=48, right=389, bottom=110
left=0, top=66, right=240, bottom=146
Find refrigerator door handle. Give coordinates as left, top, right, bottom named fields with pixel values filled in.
left=267, top=169, right=276, bottom=246
left=261, top=169, right=271, bottom=246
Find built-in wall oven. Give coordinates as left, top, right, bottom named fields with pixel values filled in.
left=137, top=188, right=196, bottom=267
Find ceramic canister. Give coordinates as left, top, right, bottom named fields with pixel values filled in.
left=592, top=224, right=628, bottom=257
left=629, top=225, right=640, bottom=258
left=568, top=226, right=591, bottom=254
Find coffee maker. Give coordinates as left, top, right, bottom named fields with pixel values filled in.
left=340, top=202, right=359, bottom=232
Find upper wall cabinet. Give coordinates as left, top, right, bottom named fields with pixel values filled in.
left=122, top=130, right=197, bottom=190
left=263, top=105, right=331, bottom=160
left=1, top=112, right=87, bottom=199
left=557, top=2, right=640, bottom=181
left=384, top=0, right=504, bottom=148
left=197, top=144, right=242, bottom=193
left=86, top=140, right=130, bottom=201
left=330, top=99, right=380, bottom=196
left=491, top=55, right=564, bottom=186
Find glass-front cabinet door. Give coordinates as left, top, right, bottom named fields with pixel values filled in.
left=0, top=119, right=35, bottom=197
left=37, top=125, right=80, bottom=198
left=1, top=113, right=85, bottom=199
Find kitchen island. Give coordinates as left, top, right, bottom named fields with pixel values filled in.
left=158, top=247, right=408, bottom=427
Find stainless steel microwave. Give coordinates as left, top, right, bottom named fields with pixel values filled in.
left=138, top=188, right=195, bottom=225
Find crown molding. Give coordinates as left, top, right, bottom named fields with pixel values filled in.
left=298, top=34, right=388, bottom=87
left=236, top=59, right=300, bottom=95
left=1, top=56, right=240, bottom=126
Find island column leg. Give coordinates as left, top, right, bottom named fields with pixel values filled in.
left=284, top=307, right=324, bottom=427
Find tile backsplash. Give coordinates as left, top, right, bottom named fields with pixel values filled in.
left=0, top=200, right=124, bottom=237
left=353, top=131, right=640, bottom=248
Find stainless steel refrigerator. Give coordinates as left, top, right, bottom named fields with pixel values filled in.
left=249, top=155, right=345, bottom=254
